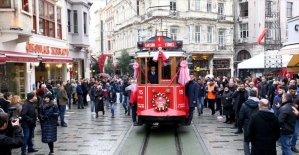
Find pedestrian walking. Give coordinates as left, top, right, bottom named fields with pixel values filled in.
left=185, top=74, right=199, bottom=125
left=59, top=82, right=68, bottom=127
left=76, top=82, right=84, bottom=109
left=107, top=86, right=116, bottom=118
left=197, top=78, right=206, bottom=116
left=39, top=94, right=59, bottom=155
left=222, top=86, right=234, bottom=124
left=95, top=85, right=105, bottom=118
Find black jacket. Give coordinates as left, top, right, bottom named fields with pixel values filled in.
left=248, top=109, right=280, bottom=155
left=259, top=82, right=270, bottom=98
left=148, top=72, right=158, bottom=84
left=20, top=100, right=37, bottom=128
left=232, top=90, right=248, bottom=111
left=0, top=126, right=24, bottom=155
left=0, top=98, right=10, bottom=113
left=64, top=84, right=73, bottom=95
left=278, top=102, right=296, bottom=135
left=39, top=102, right=59, bottom=143
left=239, top=97, right=259, bottom=129
left=122, top=83, right=130, bottom=96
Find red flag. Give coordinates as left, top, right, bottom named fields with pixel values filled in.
left=257, top=28, right=268, bottom=45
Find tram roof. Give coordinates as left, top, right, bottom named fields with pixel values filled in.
left=135, top=51, right=186, bottom=58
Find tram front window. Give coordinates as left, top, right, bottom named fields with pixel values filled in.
left=148, top=65, right=158, bottom=84
left=162, top=59, right=171, bottom=79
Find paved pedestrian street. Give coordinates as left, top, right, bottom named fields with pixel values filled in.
left=12, top=105, right=288, bottom=155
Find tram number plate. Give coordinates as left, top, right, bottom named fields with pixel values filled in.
left=138, top=103, right=145, bottom=108
left=177, top=103, right=185, bottom=108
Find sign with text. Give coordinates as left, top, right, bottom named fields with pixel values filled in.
left=137, top=86, right=146, bottom=112
left=26, top=42, right=69, bottom=56
left=143, top=36, right=177, bottom=48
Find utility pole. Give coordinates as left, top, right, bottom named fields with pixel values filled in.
left=101, top=20, right=104, bottom=73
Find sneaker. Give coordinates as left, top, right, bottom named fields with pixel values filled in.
left=234, top=130, right=243, bottom=134
left=125, top=110, right=128, bottom=114
left=111, top=115, right=114, bottom=118
left=61, top=122, right=68, bottom=127
left=28, top=148, right=39, bottom=153
left=291, top=147, right=299, bottom=153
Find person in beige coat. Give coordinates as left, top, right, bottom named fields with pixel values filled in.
left=59, top=82, right=68, bottom=127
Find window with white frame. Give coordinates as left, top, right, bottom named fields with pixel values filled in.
left=265, top=22, right=272, bottom=38
left=187, top=26, right=191, bottom=43
left=170, top=28, right=178, bottom=40
left=195, top=26, right=201, bottom=43
left=218, top=31, right=224, bottom=45
left=240, top=23, right=248, bottom=38
left=218, top=3, right=224, bottom=15
left=123, top=33, right=126, bottom=49
left=207, top=0, right=212, bottom=12
left=207, top=26, right=213, bottom=43
left=287, top=2, right=292, bottom=17
left=195, top=0, right=200, bottom=11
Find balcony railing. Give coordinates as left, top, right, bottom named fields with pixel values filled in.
left=218, top=15, right=226, bottom=20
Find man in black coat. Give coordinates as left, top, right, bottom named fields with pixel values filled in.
left=20, top=93, right=39, bottom=155
left=0, top=112, right=23, bottom=155
left=277, top=93, right=296, bottom=155
left=231, top=83, right=248, bottom=131
left=258, top=76, right=270, bottom=99
left=238, top=89, right=259, bottom=154
left=185, top=74, right=199, bottom=125
left=148, top=66, right=158, bottom=84
left=248, top=99, right=280, bottom=155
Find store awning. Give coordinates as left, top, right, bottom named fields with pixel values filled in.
left=238, top=52, right=292, bottom=69
left=279, top=44, right=299, bottom=55
left=287, top=55, right=299, bottom=72
left=0, top=50, right=38, bottom=62
left=39, top=55, right=73, bottom=63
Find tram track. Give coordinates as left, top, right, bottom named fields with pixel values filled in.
left=140, top=124, right=183, bottom=155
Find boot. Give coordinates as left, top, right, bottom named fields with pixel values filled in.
left=223, top=119, right=229, bottom=123
left=103, top=111, right=105, bottom=115
left=96, top=113, right=99, bottom=118
left=61, top=122, right=68, bottom=127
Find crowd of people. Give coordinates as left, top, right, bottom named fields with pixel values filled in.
left=185, top=75, right=299, bottom=155
left=0, top=74, right=138, bottom=155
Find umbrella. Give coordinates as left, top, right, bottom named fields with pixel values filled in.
left=98, top=73, right=111, bottom=78
left=205, top=74, right=214, bottom=79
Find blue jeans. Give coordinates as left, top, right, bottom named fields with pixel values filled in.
left=67, top=94, right=72, bottom=109
left=197, top=97, right=204, bottom=114
left=280, top=133, right=293, bottom=155
left=21, top=127, right=34, bottom=153
left=78, top=94, right=83, bottom=108
left=122, top=95, right=130, bottom=114
left=110, top=103, right=115, bottom=115
left=91, top=100, right=95, bottom=112
left=292, top=120, right=299, bottom=147
left=59, top=105, right=66, bottom=123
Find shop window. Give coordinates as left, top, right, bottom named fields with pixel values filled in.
left=22, top=0, right=29, bottom=12
left=38, top=0, right=55, bottom=37
left=0, top=64, right=26, bottom=99
left=0, top=0, right=11, bottom=8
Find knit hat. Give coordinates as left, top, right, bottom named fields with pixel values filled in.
left=44, top=94, right=53, bottom=100
left=27, top=93, right=35, bottom=100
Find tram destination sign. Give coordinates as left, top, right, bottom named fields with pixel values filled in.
left=143, top=36, right=177, bottom=48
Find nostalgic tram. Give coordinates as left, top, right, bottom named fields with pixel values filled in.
left=132, top=35, right=191, bottom=126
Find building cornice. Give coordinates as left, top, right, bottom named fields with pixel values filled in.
left=66, top=0, right=91, bottom=9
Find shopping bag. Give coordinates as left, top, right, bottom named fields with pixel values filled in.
left=87, top=94, right=91, bottom=102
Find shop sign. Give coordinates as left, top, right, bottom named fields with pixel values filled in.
left=26, top=42, right=69, bottom=56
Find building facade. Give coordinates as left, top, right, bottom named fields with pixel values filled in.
left=94, top=0, right=234, bottom=77
left=0, top=0, right=91, bottom=99
left=234, top=0, right=299, bottom=77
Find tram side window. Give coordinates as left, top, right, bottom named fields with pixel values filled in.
left=162, top=58, right=172, bottom=79
left=140, top=58, right=146, bottom=84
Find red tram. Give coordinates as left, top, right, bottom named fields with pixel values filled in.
left=132, top=35, right=192, bottom=126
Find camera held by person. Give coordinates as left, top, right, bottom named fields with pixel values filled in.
left=5, top=107, right=22, bottom=138
left=0, top=112, right=24, bottom=155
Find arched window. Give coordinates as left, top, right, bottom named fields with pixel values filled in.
left=237, top=50, right=251, bottom=61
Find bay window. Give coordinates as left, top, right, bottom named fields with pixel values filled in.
left=57, top=7, right=62, bottom=39
left=39, top=0, right=55, bottom=37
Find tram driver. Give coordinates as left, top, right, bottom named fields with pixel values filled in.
left=148, top=65, right=158, bottom=84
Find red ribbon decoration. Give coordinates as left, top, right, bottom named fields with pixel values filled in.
left=257, top=28, right=268, bottom=45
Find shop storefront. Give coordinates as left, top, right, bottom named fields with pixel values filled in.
left=25, top=38, right=72, bottom=90
left=213, top=59, right=231, bottom=78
